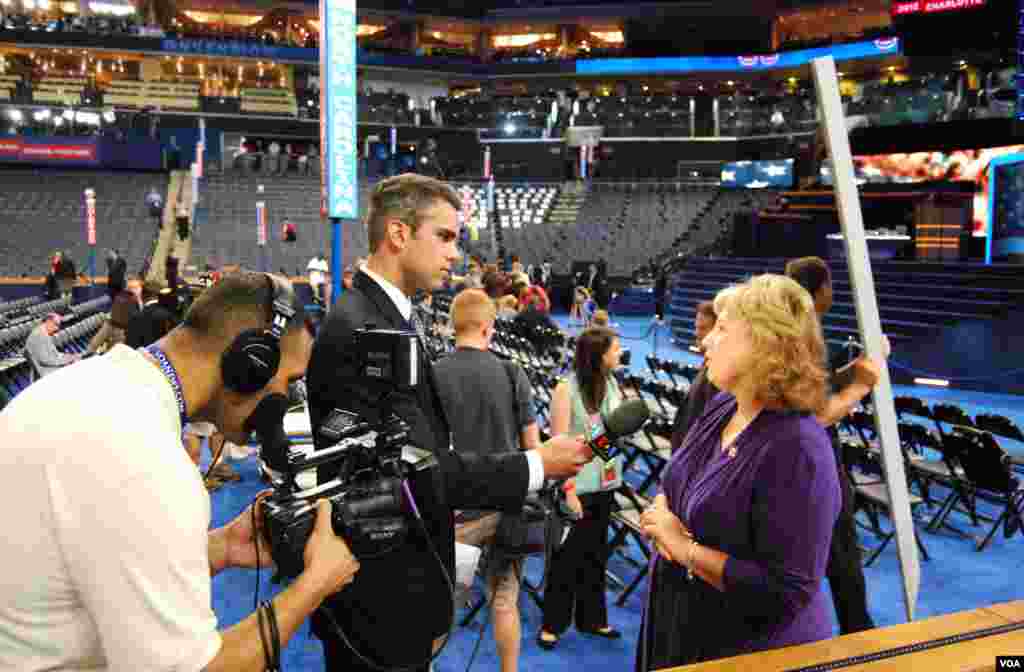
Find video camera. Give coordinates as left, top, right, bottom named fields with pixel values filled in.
left=261, top=327, right=430, bottom=580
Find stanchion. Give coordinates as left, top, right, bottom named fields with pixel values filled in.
left=84, top=188, right=96, bottom=285
left=256, top=185, right=267, bottom=273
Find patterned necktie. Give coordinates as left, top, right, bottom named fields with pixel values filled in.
left=408, top=308, right=427, bottom=343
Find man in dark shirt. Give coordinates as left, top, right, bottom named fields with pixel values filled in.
left=670, top=300, right=719, bottom=453
left=433, top=288, right=541, bottom=672
left=125, top=281, right=178, bottom=349
left=786, top=256, right=884, bottom=636
left=105, top=250, right=127, bottom=300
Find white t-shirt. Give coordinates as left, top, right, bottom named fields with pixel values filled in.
left=0, top=345, right=220, bottom=671
left=307, top=257, right=328, bottom=286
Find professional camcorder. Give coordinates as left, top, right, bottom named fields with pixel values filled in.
left=261, top=327, right=430, bottom=580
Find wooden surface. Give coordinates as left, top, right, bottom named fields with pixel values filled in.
left=664, top=602, right=1024, bottom=672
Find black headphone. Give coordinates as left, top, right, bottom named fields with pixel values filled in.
left=221, top=273, right=297, bottom=395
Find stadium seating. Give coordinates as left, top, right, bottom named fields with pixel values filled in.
left=0, top=294, right=109, bottom=409
left=0, top=170, right=169, bottom=278
left=559, top=183, right=718, bottom=275
left=193, top=173, right=371, bottom=275
left=666, top=257, right=1024, bottom=352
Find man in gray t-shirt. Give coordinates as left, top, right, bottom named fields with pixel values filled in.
left=433, top=289, right=539, bottom=672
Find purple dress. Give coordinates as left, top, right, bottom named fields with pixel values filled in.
left=637, top=392, right=841, bottom=670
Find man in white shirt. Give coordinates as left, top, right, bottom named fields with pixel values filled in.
left=23, top=313, right=79, bottom=378
left=307, top=256, right=328, bottom=303
left=0, top=273, right=360, bottom=672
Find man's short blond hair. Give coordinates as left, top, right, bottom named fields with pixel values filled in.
left=451, top=288, right=496, bottom=336
left=498, top=294, right=518, bottom=312
left=713, top=274, right=828, bottom=414
left=365, top=174, right=462, bottom=253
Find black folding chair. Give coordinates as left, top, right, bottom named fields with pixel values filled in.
left=942, top=427, right=1024, bottom=551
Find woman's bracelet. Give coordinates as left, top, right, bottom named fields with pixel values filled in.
left=685, top=539, right=700, bottom=580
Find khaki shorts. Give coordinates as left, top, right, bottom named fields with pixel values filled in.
left=184, top=422, right=217, bottom=437
left=454, top=513, right=522, bottom=612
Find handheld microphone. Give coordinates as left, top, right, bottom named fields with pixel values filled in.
left=588, top=397, right=651, bottom=462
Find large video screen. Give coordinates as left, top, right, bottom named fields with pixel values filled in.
left=991, top=156, right=1024, bottom=257
left=820, top=144, right=1024, bottom=235
left=721, top=159, right=794, bottom=189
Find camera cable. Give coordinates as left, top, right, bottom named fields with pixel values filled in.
left=317, top=477, right=457, bottom=671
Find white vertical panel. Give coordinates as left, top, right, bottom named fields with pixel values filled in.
left=811, top=56, right=919, bottom=621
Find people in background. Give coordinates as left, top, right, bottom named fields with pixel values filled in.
left=55, top=251, right=77, bottom=300
left=176, top=204, right=189, bottom=241
left=670, top=301, right=719, bottom=453
left=307, top=256, right=328, bottom=304
left=497, top=294, right=518, bottom=319
left=86, top=289, right=141, bottom=356
left=106, top=249, right=127, bottom=300
left=24, top=313, right=80, bottom=378
left=785, top=256, right=886, bottom=636
left=637, top=275, right=841, bottom=669
left=126, top=281, right=178, bottom=349
left=146, top=186, right=164, bottom=229
left=282, top=218, right=297, bottom=243
left=433, top=289, right=543, bottom=672
left=266, top=139, right=281, bottom=175
left=539, top=327, right=625, bottom=650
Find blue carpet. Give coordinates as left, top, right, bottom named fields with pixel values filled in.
left=206, top=314, right=1023, bottom=671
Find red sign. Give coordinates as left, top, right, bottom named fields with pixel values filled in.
left=86, top=200, right=96, bottom=245
left=257, top=202, right=267, bottom=247
left=892, top=0, right=986, bottom=15
left=21, top=144, right=97, bottom=160
left=0, top=138, right=19, bottom=155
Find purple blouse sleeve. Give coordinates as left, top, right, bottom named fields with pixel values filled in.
left=722, top=421, right=840, bottom=626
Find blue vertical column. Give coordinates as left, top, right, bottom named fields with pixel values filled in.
left=321, top=0, right=359, bottom=303
left=389, top=126, right=398, bottom=177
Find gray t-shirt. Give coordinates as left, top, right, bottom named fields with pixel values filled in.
left=433, top=348, right=536, bottom=459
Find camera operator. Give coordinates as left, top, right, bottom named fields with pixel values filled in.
left=306, top=173, right=591, bottom=672
left=0, top=273, right=359, bottom=671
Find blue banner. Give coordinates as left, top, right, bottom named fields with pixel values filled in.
left=161, top=38, right=313, bottom=62
left=576, top=37, right=900, bottom=75
left=322, top=0, right=359, bottom=220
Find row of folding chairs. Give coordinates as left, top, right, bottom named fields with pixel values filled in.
left=839, top=396, right=1023, bottom=554
left=0, top=295, right=43, bottom=321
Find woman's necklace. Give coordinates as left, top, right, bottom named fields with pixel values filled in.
left=721, top=409, right=759, bottom=459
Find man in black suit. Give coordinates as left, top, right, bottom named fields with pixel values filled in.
left=306, top=174, right=591, bottom=672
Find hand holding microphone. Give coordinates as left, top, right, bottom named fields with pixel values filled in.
left=536, top=397, right=651, bottom=478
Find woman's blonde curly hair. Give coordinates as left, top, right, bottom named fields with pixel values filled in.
left=713, top=274, right=829, bottom=414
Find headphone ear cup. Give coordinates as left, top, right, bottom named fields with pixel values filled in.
left=222, top=329, right=282, bottom=395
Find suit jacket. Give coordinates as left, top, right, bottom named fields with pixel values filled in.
left=305, top=271, right=531, bottom=668
left=124, top=303, right=177, bottom=349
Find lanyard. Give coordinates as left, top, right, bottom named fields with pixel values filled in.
left=143, top=345, right=188, bottom=428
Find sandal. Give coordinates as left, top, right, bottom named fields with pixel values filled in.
left=536, top=630, right=559, bottom=651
